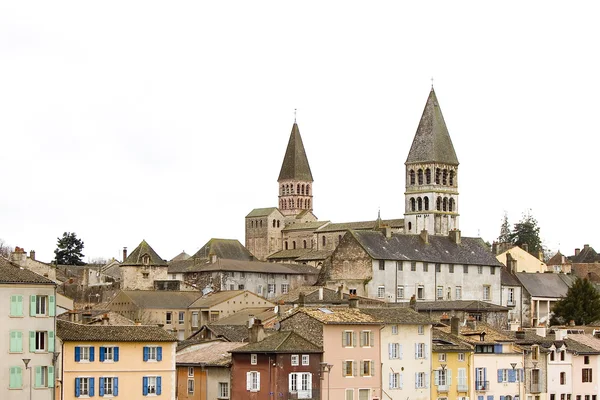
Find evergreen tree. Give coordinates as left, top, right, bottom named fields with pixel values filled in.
left=508, top=210, right=543, bottom=255
left=54, top=232, right=85, bottom=265
left=497, top=212, right=511, bottom=243
left=552, top=277, right=600, bottom=325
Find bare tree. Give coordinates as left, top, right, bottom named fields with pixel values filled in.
left=0, top=238, right=13, bottom=259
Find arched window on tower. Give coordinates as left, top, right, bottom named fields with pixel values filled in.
left=435, top=168, right=441, bottom=184
left=436, top=197, right=441, bottom=211
left=293, top=241, right=296, bottom=249
left=260, top=220, right=263, bottom=228
left=303, top=240, right=307, bottom=248
left=301, top=185, right=305, bottom=195
left=443, top=197, right=448, bottom=211
left=281, top=184, right=285, bottom=195
left=410, top=198, right=416, bottom=212
left=425, top=168, right=431, bottom=184
left=299, top=199, right=303, bottom=209
left=417, top=197, right=423, bottom=211
left=306, top=185, right=310, bottom=195
left=291, top=199, right=295, bottom=208
left=449, top=198, right=455, bottom=212
left=307, top=199, right=311, bottom=209
left=418, top=169, right=424, bottom=185
left=272, top=219, right=276, bottom=228
left=286, top=184, right=290, bottom=194
left=442, top=169, right=448, bottom=185
left=449, top=170, right=455, bottom=186
left=408, top=222, right=412, bottom=232
left=251, top=220, right=254, bottom=228
left=297, top=184, right=300, bottom=194
left=285, top=241, right=288, bottom=250
left=277, top=220, right=280, bottom=228
left=322, top=236, right=326, bottom=247
left=409, top=170, right=416, bottom=185
left=424, top=197, right=429, bottom=211
left=288, top=199, right=292, bottom=208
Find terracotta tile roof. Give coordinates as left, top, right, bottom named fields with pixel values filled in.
left=360, top=307, right=434, bottom=325
left=0, top=257, right=56, bottom=285
left=432, top=328, right=474, bottom=352
left=231, top=331, right=322, bottom=353
left=437, top=322, right=517, bottom=345
left=188, top=290, right=269, bottom=308
left=57, top=320, right=177, bottom=342
left=289, top=307, right=382, bottom=325
left=177, top=341, right=246, bottom=366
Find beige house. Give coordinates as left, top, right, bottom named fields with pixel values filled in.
left=1, top=257, right=57, bottom=400
left=496, top=245, right=547, bottom=273
left=10, top=247, right=57, bottom=282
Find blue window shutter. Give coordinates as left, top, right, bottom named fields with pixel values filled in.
left=488, top=396, right=494, bottom=400
left=99, top=378, right=105, bottom=396
left=48, top=331, right=55, bottom=352
left=508, top=369, right=516, bottom=382
left=89, top=377, right=95, bottom=397
left=75, top=378, right=81, bottom=397
left=100, top=347, right=105, bottom=362
left=157, top=377, right=162, bottom=395
left=48, top=366, right=54, bottom=388
left=143, top=346, right=149, bottom=362
left=494, top=344, right=502, bottom=353
left=157, top=347, right=162, bottom=361
left=143, top=377, right=148, bottom=396
left=114, top=378, right=118, bottom=396
left=30, top=295, right=36, bottom=316
left=114, top=347, right=119, bottom=362
left=75, top=347, right=81, bottom=362
left=90, top=346, right=95, bottom=362
left=478, top=396, right=484, bottom=400
left=498, top=369, right=503, bottom=382
left=49, top=295, right=56, bottom=317
left=501, top=396, right=505, bottom=400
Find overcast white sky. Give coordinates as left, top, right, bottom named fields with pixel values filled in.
left=1, top=1, right=598, bottom=263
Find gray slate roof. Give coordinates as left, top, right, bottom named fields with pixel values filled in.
left=515, top=272, right=570, bottom=298
left=192, top=238, right=253, bottom=261
left=415, top=300, right=508, bottom=312
left=169, top=258, right=319, bottom=275
left=231, top=331, right=322, bottom=353
left=246, top=207, right=280, bottom=218
left=406, top=88, right=459, bottom=165
left=278, top=122, right=313, bottom=182
left=116, top=290, right=203, bottom=309
left=432, top=328, right=474, bottom=352
left=282, top=221, right=329, bottom=232
left=57, top=320, right=177, bottom=342
left=571, top=246, right=600, bottom=263
left=0, top=257, right=56, bottom=285
left=123, top=240, right=167, bottom=267
left=349, top=230, right=503, bottom=266
left=501, top=267, right=522, bottom=286
left=317, top=219, right=404, bottom=233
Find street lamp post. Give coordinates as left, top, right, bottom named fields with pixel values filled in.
left=22, top=358, right=32, bottom=400
left=320, top=362, right=333, bottom=400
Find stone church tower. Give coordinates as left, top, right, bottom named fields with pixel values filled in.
left=404, top=88, right=459, bottom=235
left=277, top=122, right=314, bottom=217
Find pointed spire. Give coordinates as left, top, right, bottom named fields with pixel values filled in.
left=406, top=88, right=459, bottom=165
left=278, top=122, right=313, bottom=182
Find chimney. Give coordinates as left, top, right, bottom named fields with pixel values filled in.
left=555, top=329, right=567, bottom=340
left=575, top=248, right=581, bottom=256
left=123, top=247, right=128, bottom=262
left=349, top=296, right=359, bottom=309
left=318, top=287, right=323, bottom=301
left=298, top=292, right=305, bottom=307
left=584, top=244, right=590, bottom=250
left=451, top=316, right=460, bottom=336
left=249, top=319, right=266, bottom=343
left=420, top=229, right=429, bottom=245
left=492, top=242, right=498, bottom=255
left=69, top=310, right=78, bottom=323
left=29, top=250, right=36, bottom=261
left=569, top=319, right=576, bottom=326
left=248, top=315, right=255, bottom=328
left=522, top=243, right=529, bottom=253
left=338, top=285, right=344, bottom=300
left=102, top=314, right=109, bottom=325
left=449, top=229, right=461, bottom=245
left=82, top=312, right=92, bottom=325
left=210, top=253, right=217, bottom=263
left=135, top=319, right=141, bottom=326
left=466, top=316, right=476, bottom=330
left=385, top=226, right=392, bottom=239
left=277, top=301, right=284, bottom=318
left=440, top=313, right=450, bottom=325
left=516, top=330, right=525, bottom=339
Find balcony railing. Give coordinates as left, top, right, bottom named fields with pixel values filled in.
left=437, top=384, right=449, bottom=392
left=475, top=381, right=489, bottom=391
left=530, top=383, right=541, bottom=393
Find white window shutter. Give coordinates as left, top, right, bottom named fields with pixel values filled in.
left=415, top=372, right=418, bottom=388
left=388, top=343, right=393, bottom=359
left=400, top=373, right=404, bottom=389
left=256, top=372, right=260, bottom=389
left=434, top=370, right=439, bottom=386
left=399, top=344, right=403, bottom=360
left=425, top=372, right=430, bottom=388
left=448, top=369, right=452, bottom=385
left=360, top=361, right=364, bottom=376
left=246, top=372, right=252, bottom=390
left=307, top=373, right=312, bottom=389
left=342, top=332, right=347, bottom=347
left=389, top=373, right=394, bottom=389
left=352, top=332, right=357, bottom=347
left=353, top=361, right=358, bottom=377
left=342, top=361, right=347, bottom=377
left=369, top=331, right=374, bottom=347
left=415, top=343, right=418, bottom=359
left=425, top=344, right=429, bottom=359
left=370, top=360, right=375, bottom=377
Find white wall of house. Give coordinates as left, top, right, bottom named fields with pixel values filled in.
left=473, top=344, right=522, bottom=400
left=547, top=346, right=573, bottom=400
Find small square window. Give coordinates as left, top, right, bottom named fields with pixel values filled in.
left=463, top=265, right=468, bottom=274
left=397, top=261, right=403, bottom=271
left=379, top=260, right=385, bottom=270
left=188, top=367, right=194, bottom=377
left=291, top=355, right=299, bottom=366
left=423, top=264, right=428, bottom=272
left=439, top=353, right=446, bottom=362
left=418, top=325, right=424, bottom=335
left=478, top=266, right=483, bottom=274
left=435, top=263, right=441, bottom=272
left=458, top=353, right=465, bottom=361
left=377, top=286, right=385, bottom=299
left=391, top=325, right=398, bottom=335
left=251, top=354, right=257, bottom=365
left=411, top=262, right=417, bottom=272
left=301, top=355, right=309, bottom=365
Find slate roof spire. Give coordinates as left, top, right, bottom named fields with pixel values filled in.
left=278, top=122, right=313, bottom=182
left=406, top=88, right=459, bottom=165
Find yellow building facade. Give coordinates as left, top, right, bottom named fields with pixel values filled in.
left=431, top=328, right=474, bottom=400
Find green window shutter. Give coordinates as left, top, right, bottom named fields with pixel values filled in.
left=16, top=295, right=24, bottom=316
left=48, top=331, right=55, bottom=352
left=10, top=295, right=17, bottom=316
left=9, top=367, right=16, bottom=388
left=9, top=331, right=17, bottom=352
left=29, top=331, right=36, bottom=352
left=35, top=366, right=42, bottom=388
left=49, top=296, right=56, bottom=317
left=48, top=366, right=55, bottom=388
left=30, top=295, right=37, bottom=316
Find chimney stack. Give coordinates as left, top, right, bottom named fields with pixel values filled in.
left=420, top=229, right=429, bottom=245
left=349, top=297, right=359, bottom=309
left=318, top=287, right=323, bottom=301
left=338, top=285, right=344, bottom=300
left=29, top=250, right=36, bottom=261
left=123, top=247, right=128, bottom=262
left=298, top=292, right=305, bottom=307
left=82, top=312, right=92, bottom=325
left=385, top=226, right=392, bottom=239
left=449, top=229, right=461, bottom=245
left=102, top=314, right=109, bottom=325
left=69, top=310, right=78, bottom=323
left=575, top=248, right=581, bottom=256
left=516, top=330, right=526, bottom=339
left=249, top=319, right=266, bottom=343
left=451, top=316, right=460, bottom=336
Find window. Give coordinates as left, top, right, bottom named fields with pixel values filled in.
left=458, top=352, right=465, bottom=361
left=281, top=284, right=289, bottom=294
left=166, top=312, right=172, bottom=324
left=435, top=263, right=441, bottom=272
left=389, top=343, right=401, bottom=359
left=346, top=389, right=354, bottom=399
left=463, top=265, right=468, bottom=274
left=9, top=366, right=23, bottom=389
left=75, top=377, right=94, bottom=397
left=397, top=261, right=403, bottom=271
left=9, top=330, right=23, bottom=353
left=397, top=286, right=404, bottom=299
left=100, top=377, right=117, bottom=396
left=322, top=236, right=326, bottom=247
left=359, top=389, right=370, bottom=400
left=416, top=343, right=426, bottom=358
left=391, top=325, right=398, bottom=335
left=449, top=264, right=454, bottom=273
left=143, top=346, right=162, bottom=362
left=379, top=260, right=385, bottom=270
left=438, top=353, right=446, bottom=362
left=437, top=286, right=444, bottom=300
left=35, top=295, right=48, bottom=315
left=490, top=267, right=495, bottom=275
left=390, top=372, right=402, bottom=389
left=417, top=286, right=424, bottom=299
left=456, top=286, right=462, bottom=300
left=251, top=354, right=258, bottom=365
left=423, top=264, right=428, bottom=272
left=418, top=325, right=425, bottom=335
left=192, top=312, right=199, bottom=328
left=475, top=345, right=494, bottom=353
left=343, top=360, right=355, bottom=377
left=507, top=288, right=515, bottom=305
left=458, top=368, right=467, bottom=390
left=178, top=311, right=185, bottom=324
left=349, top=288, right=357, bottom=295
left=218, top=382, right=229, bottom=399
left=361, top=360, right=374, bottom=377
left=268, top=284, right=276, bottom=295
left=10, top=295, right=24, bottom=317
left=289, top=372, right=312, bottom=393
left=34, top=331, right=49, bottom=352
left=33, top=366, right=53, bottom=388
left=360, top=330, right=374, bottom=347
left=143, top=376, right=162, bottom=395
left=100, top=346, right=119, bottom=362
left=416, top=372, right=427, bottom=388
left=188, top=379, right=194, bottom=394
left=532, top=345, right=539, bottom=361
left=291, top=355, right=299, bottom=366
left=142, top=272, right=149, bottom=279
left=75, top=346, right=93, bottom=362
left=411, top=262, right=417, bottom=271
left=187, top=367, right=194, bottom=377
left=478, top=266, right=483, bottom=274
left=436, top=369, right=447, bottom=386
left=302, top=355, right=309, bottom=365
left=585, top=355, right=590, bottom=364
left=377, top=286, right=385, bottom=299
left=560, top=372, right=566, bottom=384
left=561, top=350, right=565, bottom=361
left=483, top=285, right=491, bottom=301
left=583, top=368, right=593, bottom=382
left=550, top=351, right=555, bottom=361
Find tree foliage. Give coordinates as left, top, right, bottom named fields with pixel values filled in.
left=552, top=277, right=600, bottom=325
left=54, top=232, right=85, bottom=265
left=497, top=212, right=511, bottom=243
left=507, top=210, right=543, bottom=255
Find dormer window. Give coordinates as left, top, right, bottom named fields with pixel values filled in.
left=142, top=255, right=150, bottom=265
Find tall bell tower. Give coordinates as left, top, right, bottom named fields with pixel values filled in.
left=404, top=88, right=459, bottom=235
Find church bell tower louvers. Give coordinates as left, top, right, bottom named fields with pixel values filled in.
left=277, top=122, right=314, bottom=217
left=404, top=88, right=459, bottom=235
